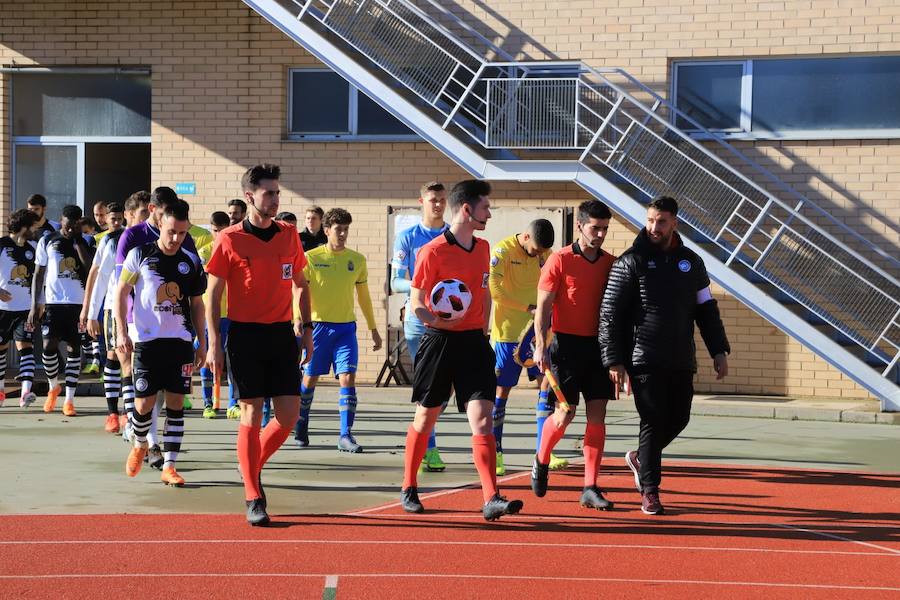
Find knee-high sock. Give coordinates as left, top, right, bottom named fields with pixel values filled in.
left=80, top=335, right=91, bottom=364
left=537, top=417, right=567, bottom=465
left=259, top=419, right=292, bottom=470
left=103, top=359, right=121, bottom=414
left=295, top=384, right=314, bottom=436
left=427, top=426, right=437, bottom=450
left=237, top=424, right=262, bottom=501
left=402, top=424, right=431, bottom=489
left=147, top=395, right=163, bottom=447
left=0, top=349, right=7, bottom=391
left=492, top=396, right=507, bottom=453
left=121, top=375, right=135, bottom=424
left=535, top=389, right=552, bottom=451
left=200, top=367, right=213, bottom=404
left=162, top=407, right=184, bottom=469
left=472, top=434, right=499, bottom=503
left=582, top=422, right=606, bottom=488
left=338, top=386, right=357, bottom=436
left=64, top=353, right=80, bottom=403
left=17, top=347, right=35, bottom=396
left=131, top=408, right=153, bottom=447
left=91, top=340, right=101, bottom=365
left=42, top=350, right=60, bottom=388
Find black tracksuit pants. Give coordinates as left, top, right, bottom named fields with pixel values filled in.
left=630, top=369, right=694, bottom=492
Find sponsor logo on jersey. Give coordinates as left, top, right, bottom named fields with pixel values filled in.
left=9, top=264, right=29, bottom=285
left=154, top=282, right=184, bottom=314
left=347, top=260, right=355, bottom=272
left=58, top=256, right=79, bottom=278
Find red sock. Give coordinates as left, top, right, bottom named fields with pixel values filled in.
left=259, top=419, right=292, bottom=472
left=472, top=434, right=498, bottom=503
left=402, top=425, right=431, bottom=489
left=582, top=422, right=606, bottom=488
left=537, top=416, right=567, bottom=464
left=237, top=424, right=262, bottom=501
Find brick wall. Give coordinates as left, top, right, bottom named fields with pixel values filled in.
left=1, top=0, right=896, bottom=397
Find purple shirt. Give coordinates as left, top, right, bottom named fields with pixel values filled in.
left=115, top=221, right=197, bottom=322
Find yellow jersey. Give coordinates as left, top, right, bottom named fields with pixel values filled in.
left=489, top=234, right=550, bottom=342
left=198, top=241, right=227, bottom=318
left=189, top=224, right=214, bottom=255
left=303, top=245, right=376, bottom=328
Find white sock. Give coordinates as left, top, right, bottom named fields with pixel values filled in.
left=65, top=386, right=76, bottom=403
left=147, top=395, right=163, bottom=447
left=22, top=380, right=33, bottom=395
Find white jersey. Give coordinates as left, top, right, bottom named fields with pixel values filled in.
left=0, top=237, right=37, bottom=312
left=121, top=242, right=206, bottom=343
left=88, top=229, right=124, bottom=319
left=35, top=233, right=88, bottom=305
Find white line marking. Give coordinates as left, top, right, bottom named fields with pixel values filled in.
left=775, top=524, right=900, bottom=556
left=0, top=572, right=896, bottom=591
left=0, top=537, right=894, bottom=557
left=324, top=575, right=338, bottom=587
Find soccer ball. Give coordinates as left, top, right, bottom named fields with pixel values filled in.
left=430, top=279, right=472, bottom=321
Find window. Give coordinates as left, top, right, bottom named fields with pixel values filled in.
left=672, top=56, right=900, bottom=139
left=288, top=69, right=417, bottom=140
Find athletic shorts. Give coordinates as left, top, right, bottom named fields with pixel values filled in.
left=227, top=320, right=300, bottom=399
left=547, top=332, right=614, bottom=406
left=304, top=321, right=358, bottom=377
left=412, top=328, right=496, bottom=412
left=103, top=309, right=117, bottom=349
left=0, top=310, right=30, bottom=346
left=132, top=338, right=194, bottom=397
left=494, top=340, right=540, bottom=388
left=41, top=304, right=82, bottom=348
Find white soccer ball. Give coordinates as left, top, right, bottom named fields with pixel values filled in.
left=430, top=279, right=472, bottom=322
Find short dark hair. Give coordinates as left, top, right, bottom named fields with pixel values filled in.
left=106, top=202, right=125, bottom=214
left=162, top=199, right=190, bottom=222
left=419, top=181, right=445, bottom=197
left=8, top=208, right=38, bottom=234
left=150, top=186, right=179, bottom=209
left=648, top=195, right=678, bottom=217
left=210, top=211, right=230, bottom=228
left=61, top=204, right=83, bottom=222
left=305, top=205, right=324, bottom=218
left=241, top=164, right=280, bottom=192
left=528, top=219, right=555, bottom=249
left=323, top=208, right=352, bottom=228
left=576, top=199, right=612, bottom=224
left=276, top=211, right=297, bottom=223
left=26, top=194, right=47, bottom=207
left=227, top=198, right=247, bottom=212
left=92, top=200, right=108, bottom=211
left=448, top=179, right=490, bottom=212
left=125, top=190, right=151, bottom=213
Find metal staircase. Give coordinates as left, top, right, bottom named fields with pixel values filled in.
left=244, top=0, right=900, bottom=410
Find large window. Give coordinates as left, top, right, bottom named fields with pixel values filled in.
left=288, top=69, right=417, bottom=140
left=672, top=56, right=900, bottom=139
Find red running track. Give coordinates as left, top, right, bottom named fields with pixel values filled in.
left=0, top=462, right=898, bottom=599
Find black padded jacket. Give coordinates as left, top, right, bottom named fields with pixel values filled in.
left=599, top=229, right=730, bottom=372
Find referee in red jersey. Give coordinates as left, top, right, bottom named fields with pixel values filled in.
left=399, top=179, right=524, bottom=522
left=206, top=164, right=313, bottom=526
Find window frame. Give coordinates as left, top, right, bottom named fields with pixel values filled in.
left=286, top=68, right=420, bottom=142
left=670, top=56, right=900, bottom=141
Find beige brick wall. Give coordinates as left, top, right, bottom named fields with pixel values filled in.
left=1, top=0, right=896, bottom=398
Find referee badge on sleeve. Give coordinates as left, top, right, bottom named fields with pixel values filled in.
left=282, top=264, right=293, bottom=279
left=482, top=272, right=489, bottom=288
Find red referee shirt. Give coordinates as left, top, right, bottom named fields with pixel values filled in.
left=538, top=242, right=615, bottom=337
left=206, top=220, right=307, bottom=324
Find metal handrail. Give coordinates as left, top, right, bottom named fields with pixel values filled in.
left=276, top=0, right=899, bottom=379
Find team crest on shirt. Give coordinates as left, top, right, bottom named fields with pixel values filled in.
left=394, top=249, right=406, bottom=262
left=25, top=250, right=33, bottom=260
left=678, top=259, right=691, bottom=272
left=177, top=262, right=190, bottom=275
left=282, top=263, right=293, bottom=279
left=181, top=363, right=193, bottom=377
left=41, top=325, right=50, bottom=336
left=347, top=261, right=355, bottom=272
left=490, top=255, right=500, bottom=267
left=482, top=272, right=489, bottom=288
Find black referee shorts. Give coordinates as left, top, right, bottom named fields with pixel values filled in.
left=412, top=328, right=496, bottom=412
left=547, top=332, right=614, bottom=406
left=226, top=321, right=300, bottom=400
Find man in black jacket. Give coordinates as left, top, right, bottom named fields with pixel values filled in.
left=600, top=196, right=730, bottom=515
